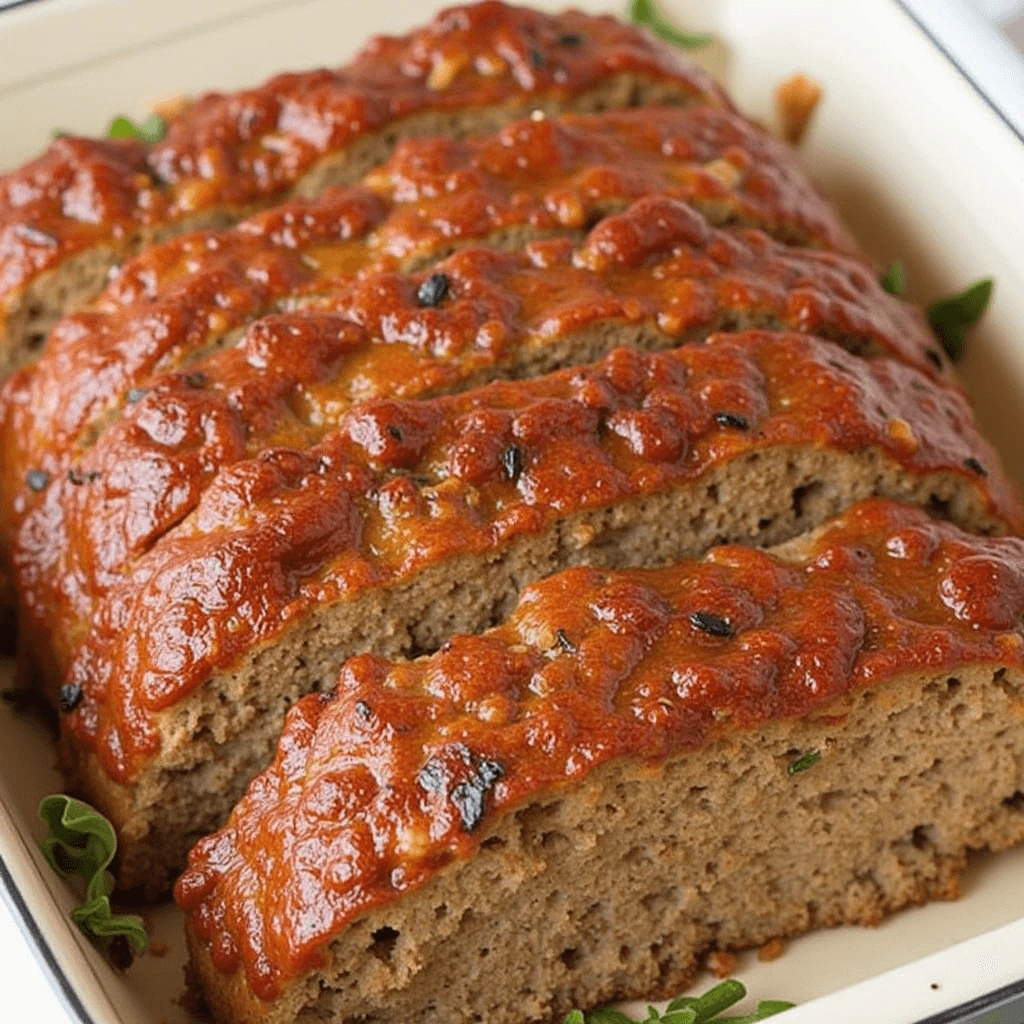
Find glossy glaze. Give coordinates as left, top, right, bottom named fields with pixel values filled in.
left=1, top=190, right=944, bottom=557
left=0, top=1, right=725, bottom=319
left=0, top=100, right=868, bottom=527
left=47, top=333, right=1018, bottom=784
left=174, top=498, right=1024, bottom=999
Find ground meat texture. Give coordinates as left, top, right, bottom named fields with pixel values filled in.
left=39, top=330, right=1020, bottom=896
left=175, top=500, right=1024, bottom=1022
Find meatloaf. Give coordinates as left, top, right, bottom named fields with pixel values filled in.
left=0, top=192, right=945, bottom=568
left=175, top=499, right=1024, bottom=1024
left=0, top=1, right=726, bottom=373
left=44, top=331, right=1019, bottom=894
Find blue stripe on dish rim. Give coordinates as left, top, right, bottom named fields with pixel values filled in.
left=0, top=1, right=1020, bottom=1022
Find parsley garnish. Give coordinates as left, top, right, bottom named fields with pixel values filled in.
left=880, top=261, right=906, bottom=297
left=107, top=113, right=166, bottom=143
left=626, top=0, right=713, bottom=50
left=787, top=749, right=821, bottom=775
left=927, top=279, right=993, bottom=361
left=562, top=979, right=794, bottom=1023
left=38, top=795, right=148, bottom=960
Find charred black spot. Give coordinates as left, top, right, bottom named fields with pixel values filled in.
left=926, top=349, right=944, bottom=370
left=417, top=758, right=447, bottom=794
left=502, top=443, right=525, bottom=484
left=689, top=610, right=734, bottom=639
left=26, top=470, right=49, bottom=492
left=555, top=628, right=577, bottom=654
left=557, top=32, right=584, bottom=45
left=417, top=273, right=450, bottom=308
left=531, top=49, right=545, bottom=66
left=67, top=468, right=101, bottom=486
left=452, top=758, right=504, bottom=832
left=387, top=424, right=404, bottom=443
left=355, top=700, right=373, bottom=720
left=58, top=683, right=84, bottom=714
left=125, top=387, right=148, bottom=404
left=184, top=371, right=207, bottom=388
left=964, top=456, right=987, bottom=477
left=714, top=411, right=750, bottom=431
left=418, top=745, right=504, bottom=831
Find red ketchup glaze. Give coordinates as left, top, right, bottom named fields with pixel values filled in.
left=2, top=189, right=946, bottom=564
left=174, top=498, right=1024, bottom=999
left=0, top=104, right=860, bottom=523
left=47, top=332, right=1019, bottom=783
left=0, top=137, right=155, bottom=301
left=0, top=1, right=726, bottom=318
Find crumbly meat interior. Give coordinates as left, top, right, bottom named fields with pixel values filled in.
left=78, top=442, right=994, bottom=895
left=187, top=662, right=1024, bottom=1024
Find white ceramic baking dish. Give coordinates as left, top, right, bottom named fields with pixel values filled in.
left=2, top=0, right=1024, bottom=1021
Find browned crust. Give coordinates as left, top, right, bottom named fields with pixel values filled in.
left=0, top=1, right=727, bottom=368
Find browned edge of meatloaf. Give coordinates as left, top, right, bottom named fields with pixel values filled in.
left=184, top=661, right=1024, bottom=1024
left=0, top=73, right=707, bottom=374
left=61, top=439, right=1003, bottom=897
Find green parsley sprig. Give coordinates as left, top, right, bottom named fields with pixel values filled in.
left=928, top=279, right=993, bottom=361
left=626, top=0, right=714, bottom=50
left=107, top=113, right=167, bottom=143
left=38, top=795, right=148, bottom=960
left=880, top=261, right=906, bottom=297
left=878, top=261, right=993, bottom=362
left=787, top=749, right=821, bottom=775
left=562, top=979, right=794, bottom=1023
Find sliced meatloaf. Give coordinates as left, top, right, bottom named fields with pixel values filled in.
left=0, top=0, right=727, bottom=372
left=176, top=499, right=1024, bottom=1024
left=44, top=333, right=1020, bottom=894
left=0, top=193, right=945, bottom=555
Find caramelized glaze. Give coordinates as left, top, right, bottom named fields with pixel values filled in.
left=0, top=1, right=725, bottom=320
left=47, top=333, right=1018, bottom=783
left=2, top=191, right=943, bottom=553
left=175, top=499, right=1024, bottom=998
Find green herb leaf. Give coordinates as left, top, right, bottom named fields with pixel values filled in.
left=787, top=749, right=821, bottom=775
left=754, top=1000, right=797, bottom=1018
left=138, top=114, right=168, bottom=143
left=588, top=1010, right=639, bottom=1024
left=626, top=0, right=714, bottom=49
left=880, top=260, right=906, bottom=297
left=927, top=279, right=993, bottom=361
left=661, top=1011, right=698, bottom=1024
left=566, top=980, right=794, bottom=1024
left=106, top=113, right=166, bottom=143
left=107, top=116, right=140, bottom=139
left=716, top=1001, right=796, bottom=1023
left=693, top=979, right=746, bottom=1020
left=38, top=795, right=148, bottom=957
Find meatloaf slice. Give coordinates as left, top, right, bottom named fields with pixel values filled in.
left=0, top=193, right=945, bottom=562
left=176, top=498, right=1024, bottom=1024
left=48, top=333, right=1019, bottom=894
left=0, top=1, right=726, bottom=373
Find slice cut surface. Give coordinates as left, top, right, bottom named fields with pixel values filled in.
left=41, top=332, right=1019, bottom=893
left=1, top=193, right=946, bottom=581
left=175, top=499, right=1024, bottom=1022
